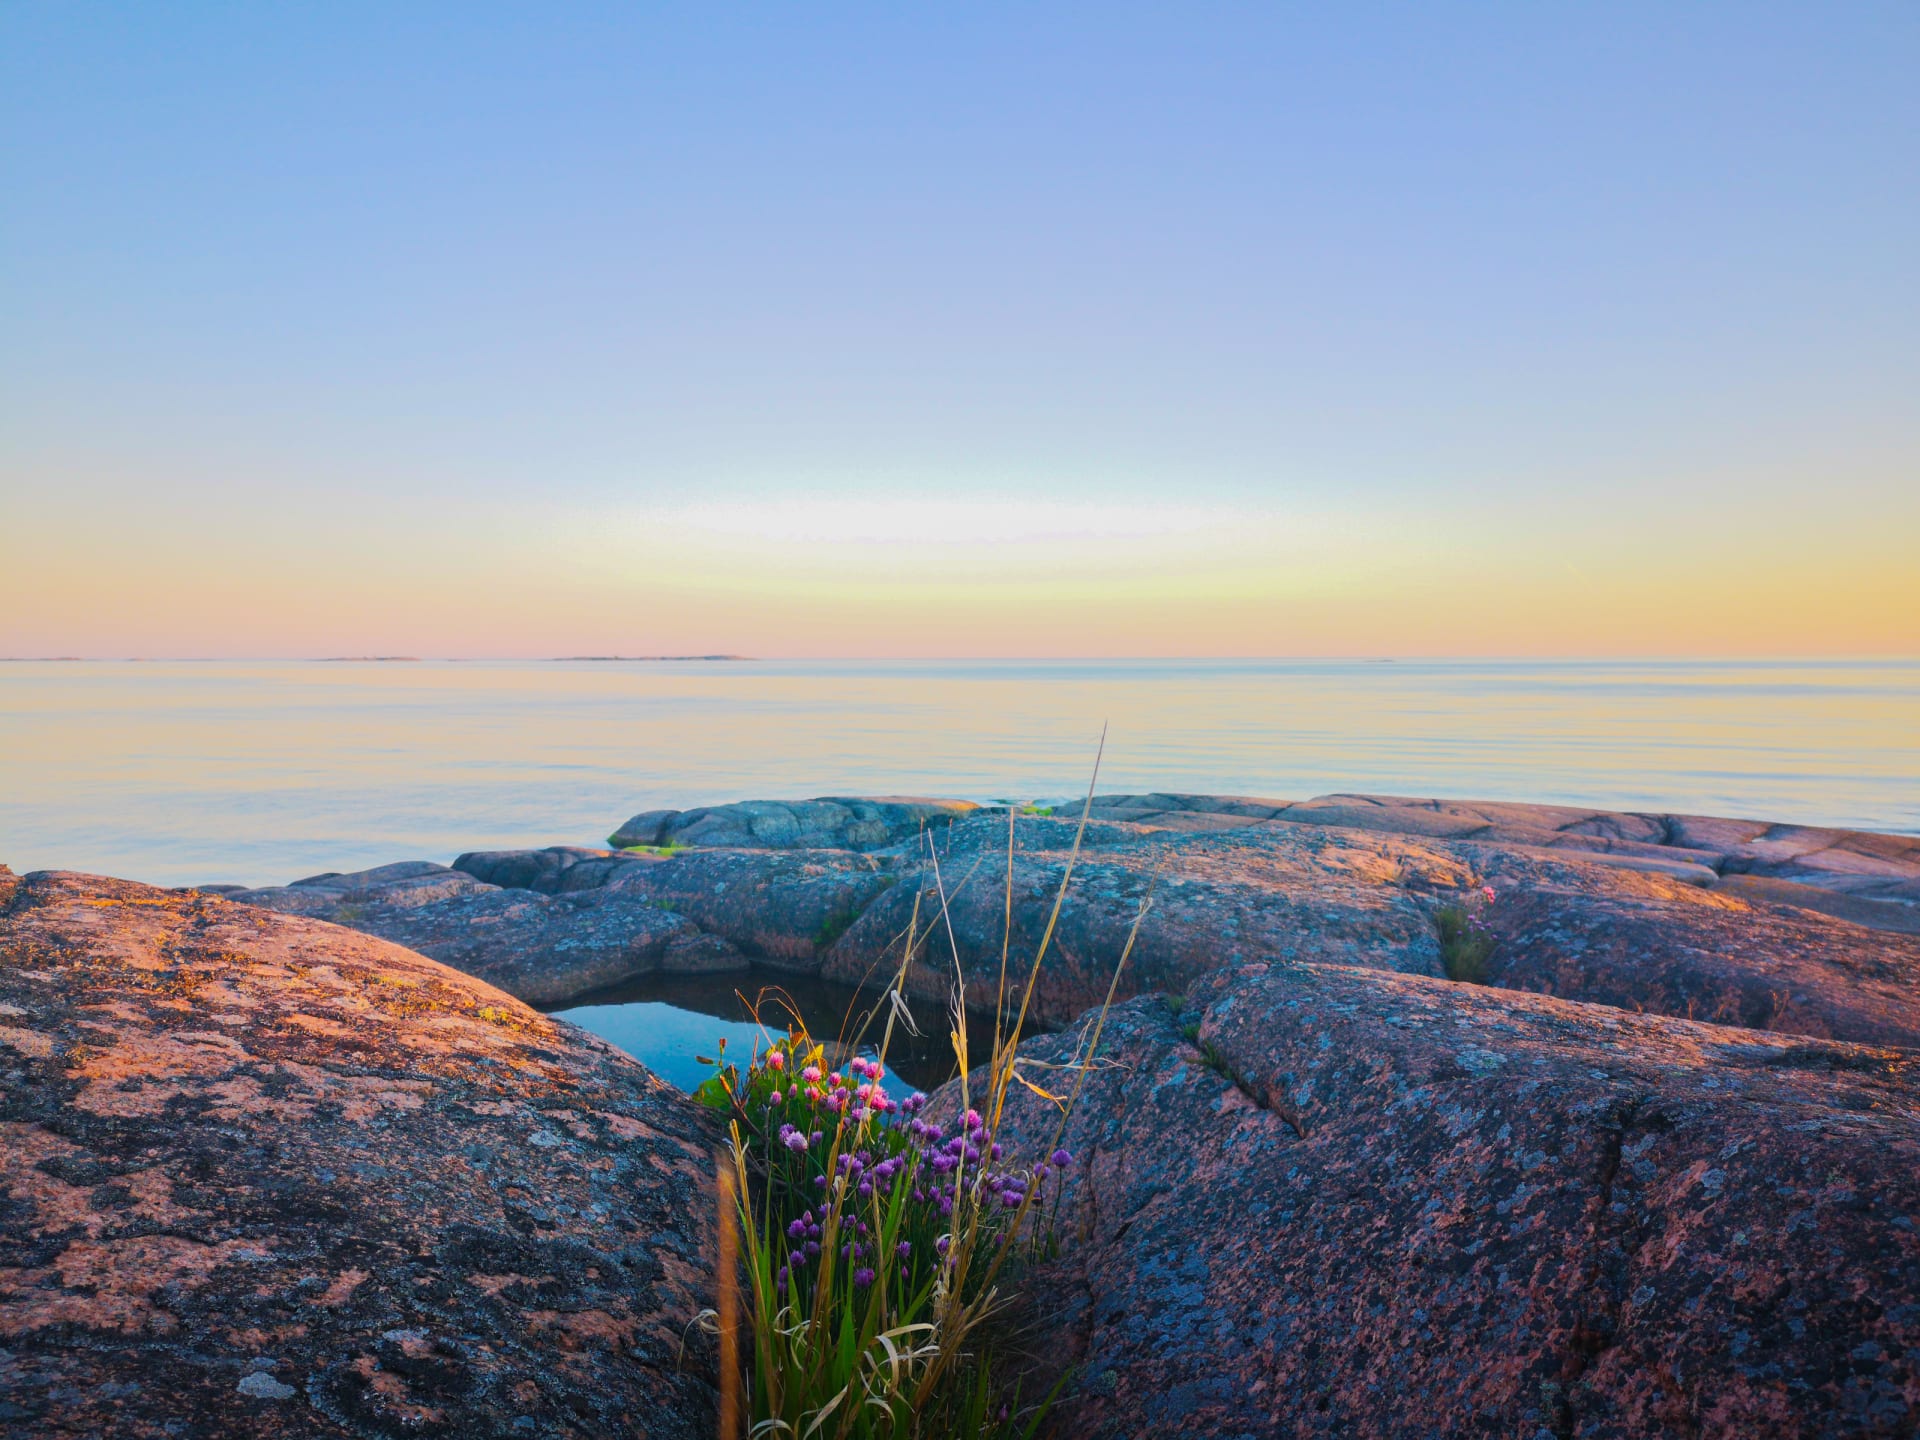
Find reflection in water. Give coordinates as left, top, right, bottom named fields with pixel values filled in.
left=545, top=968, right=1016, bottom=1096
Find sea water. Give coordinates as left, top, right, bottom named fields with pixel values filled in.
left=4, top=657, right=1916, bottom=889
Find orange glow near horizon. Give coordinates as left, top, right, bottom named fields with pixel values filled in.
left=4, top=485, right=1916, bottom=659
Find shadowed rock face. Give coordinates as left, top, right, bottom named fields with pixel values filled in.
left=819, top=817, right=1452, bottom=1024
left=978, top=965, right=1920, bottom=1440
left=0, top=869, right=719, bottom=1439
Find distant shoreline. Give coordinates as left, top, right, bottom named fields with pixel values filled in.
left=549, top=655, right=753, bottom=662
left=0, top=655, right=756, bottom=663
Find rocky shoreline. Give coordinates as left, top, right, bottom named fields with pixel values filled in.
left=5, top=792, right=1920, bottom=1436
left=218, top=792, right=1920, bottom=1043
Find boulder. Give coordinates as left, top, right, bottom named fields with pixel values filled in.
left=607, top=797, right=978, bottom=852
left=451, top=847, right=637, bottom=894
left=821, top=815, right=1452, bottom=1026
left=229, top=863, right=743, bottom=1007
left=604, top=848, right=902, bottom=971
left=0, top=870, right=720, bottom=1439
left=979, top=961, right=1920, bottom=1438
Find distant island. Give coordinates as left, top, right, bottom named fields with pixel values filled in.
left=551, top=654, right=752, bottom=662
left=317, top=656, right=423, bottom=662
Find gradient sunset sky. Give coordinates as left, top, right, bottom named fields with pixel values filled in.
left=3, top=4, right=1915, bottom=658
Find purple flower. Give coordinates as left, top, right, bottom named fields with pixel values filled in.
left=896, top=1240, right=911, bottom=1258
left=790, top=1250, right=805, bottom=1267
left=1000, top=1191, right=1022, bottom=1209
left=934, top=1235, right=951, bottom=1255
left=853, top=1267, right=875, bottom=1288
left=787, top=1218, right=807, bottom=1240
left=1051, top=1148, right=1074, bottom=1168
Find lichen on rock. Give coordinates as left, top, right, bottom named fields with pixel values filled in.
left=0, top=868, right=720, bottom=1439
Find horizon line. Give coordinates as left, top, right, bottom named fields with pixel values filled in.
left=5, top=654, right=1919, bottom=666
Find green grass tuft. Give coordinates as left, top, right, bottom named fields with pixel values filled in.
left=1435, top=904, right=1495, bottom=983
left=620, top=840, right=691, bottom=857
left=698, top=734, right=1147, bottom=1439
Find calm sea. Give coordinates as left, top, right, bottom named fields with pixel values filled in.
left=3, top=658, right=1916, bottom=889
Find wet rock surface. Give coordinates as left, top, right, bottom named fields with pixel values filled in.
left=981, top=963, right=1920, bottom=1439
left=0, top=869, right=719, bottom=1439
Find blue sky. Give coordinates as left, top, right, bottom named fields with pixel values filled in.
left=3, top=4, right=1916, bottom=655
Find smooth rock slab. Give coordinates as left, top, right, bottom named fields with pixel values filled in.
left=1079, top=792, right=1920, bottom=908
left=0, top=868, right=720, bottom=1439
left=1474, top=845, right=1920, bottom=1049
left=227, top=861, right=743, bottom=1006
left=983, top=963, right=1920, bottom=1439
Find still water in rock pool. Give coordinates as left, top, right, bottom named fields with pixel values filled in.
left=545, top=969, right=1008, bottom=1096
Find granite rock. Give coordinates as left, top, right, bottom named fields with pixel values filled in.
left=1472, top=845, right=1920, bottom=1049
left=226, top=862, right=744, bottom=1007
left=218, top=795, right=1920, bottom=1048
left=0, top=869, right=720, bottom=1439
left=607, top=797, right=978, bottom=852
left=1080, top=792, right=1920, bottom=906
left=981, top=961, right=1920, bottom=1439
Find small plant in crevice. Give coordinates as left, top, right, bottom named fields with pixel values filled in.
left=620, top=840, right=691, bottom=858
left=699, top=1033, right=1073, bottom=1438
left=694, top=736, right=1156, bottom=1439
left=1436, top=884, right=1498, bottom=983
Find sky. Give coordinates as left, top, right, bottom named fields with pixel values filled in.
left=2, top=3, right=1916, bottom=659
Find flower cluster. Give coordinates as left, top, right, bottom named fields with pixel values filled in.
left=703, top=1032, right=1073, bottom=1316
left=1437, top=883, right=1499, bottom=983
